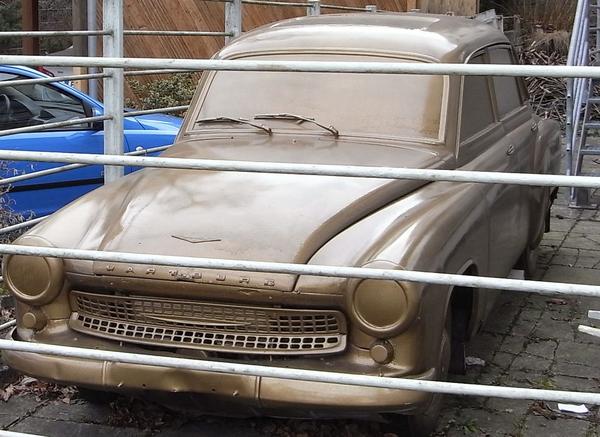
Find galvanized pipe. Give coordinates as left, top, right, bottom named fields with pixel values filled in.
left=0, top=217, right=47, bottom=235
left=103, top=0, right=125, bottom=183
left=242, top=0, right=310, bottom=6
left=0, top=115, right=111, bottom=137
left=320, top=3, right=371, bottom=11
left=0, top=72, right=109, bottom=88
left=0, top=320, right=16, bottom=332
left=0, top=150, right=599, bottom=189
left=4, top=55, right=600, bottom=78
left=0, top=144, right=173, bottom=186
left=0, top=30, right=108, bottom=37
left=123, top=30, right=232, bottom=37
left=1, top=244, right=600, bottom=297
left=1, top=338, right=600, bottom=405
left=124, top=105, right=189, bottom=117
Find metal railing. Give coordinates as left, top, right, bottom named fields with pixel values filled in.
left=1, top=0, right=600, bottom=428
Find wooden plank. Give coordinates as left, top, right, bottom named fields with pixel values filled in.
left=422, top=0, right=477, bottom=15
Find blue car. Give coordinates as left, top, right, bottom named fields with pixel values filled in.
left=0, top=65, right=182, bottom=218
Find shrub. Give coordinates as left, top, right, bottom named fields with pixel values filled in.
left=126, top=73, right=199, bottom=113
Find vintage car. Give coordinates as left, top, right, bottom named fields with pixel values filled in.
left=2, top=13, right=560, bottom=435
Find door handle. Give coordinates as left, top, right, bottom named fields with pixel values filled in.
left=506, top=144, right=515, bottom=156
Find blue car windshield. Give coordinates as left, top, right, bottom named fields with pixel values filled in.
left=0, top=72, right=88, bottom=132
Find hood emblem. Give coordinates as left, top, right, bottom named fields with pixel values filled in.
left=171, top=235, right=222, bottom=244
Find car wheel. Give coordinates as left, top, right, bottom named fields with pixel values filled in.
left=384, top=310, right=452, bottom=437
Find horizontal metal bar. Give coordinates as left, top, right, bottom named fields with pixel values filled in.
left=123, top=30, right=233, bottom=37
left=123, top=69, right=202, bottom=76
left=0, top=72, right=110, bottom=88
left=124, top=105, right=189, bottom=117
left=579, top=325, right=600, bottom=337
left=1, top=338, right=600, bottom=405
left=4, top=55, right=600, bottom=78
left=0, top=150, right=598, bottom=189
left=0, top=430, right=47, bottom=437
left=0, top=217, right=47, bottom=235
left=320, top=4, right=370, bottom=11
left=0, top=30, right=108, bottom=37
left=0, top=115, right=111, bottom=137
left=1, top=244, right=600, bottom=297
left=0, top=144, right=173, bottom=186
left=0, top=320, right=16, bottom=332
left=241, top=0, right=310, bottom=6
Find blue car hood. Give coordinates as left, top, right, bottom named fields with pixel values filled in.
left=131, top=113, right=183, bottom=131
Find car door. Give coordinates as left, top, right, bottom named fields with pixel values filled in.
left=488, top=46, right=533, bottom=251
left=0, top=74, right=105, bottom=218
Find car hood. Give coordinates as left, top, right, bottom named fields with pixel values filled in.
left=31, top=135, right=453, bottom=291
left=130, top=113, right=183, bottom=131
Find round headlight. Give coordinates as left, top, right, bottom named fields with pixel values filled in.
left=4, top=236, right=64, bottom=305
left=351, top=279, right=418, bottom=337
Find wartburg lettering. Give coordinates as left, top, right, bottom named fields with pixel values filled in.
left=2, top=13, right=560, bottom=436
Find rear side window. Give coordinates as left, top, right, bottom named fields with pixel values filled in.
left=460, top=55, right=495, bottom=141
left=489, top=48, right=523, bottom=118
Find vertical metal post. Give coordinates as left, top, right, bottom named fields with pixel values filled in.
left=103, top=0, right=124, bottom=182
left=365, top=5, right=377, bottom=12
left=225, top=0, right=242, bottom=44
left=21, top=0, right=40, bottom=55
left=307, top=0, right=320, bottom=16
left=88, top=0, right=99, bottom=99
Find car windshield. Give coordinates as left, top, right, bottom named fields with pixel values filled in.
left=0, top=72, right=87, bottom=131
left=190, top=54, right=448, bottom=142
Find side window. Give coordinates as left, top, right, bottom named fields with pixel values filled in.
left=489, top=48, right=523, bottom=118
left=0, top=76, right=88, bottom=132
left=460, top=55, right=495, bottom=142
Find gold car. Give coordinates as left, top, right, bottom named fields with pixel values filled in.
left=3, top=13, right=560, bottom=436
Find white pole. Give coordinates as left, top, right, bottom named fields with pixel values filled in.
left=1, top=244, right=600, bottom=297
left=102, top=0, right=125, bottom=182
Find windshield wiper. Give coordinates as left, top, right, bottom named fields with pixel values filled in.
left=195, top=116, right=272, bottom=135
left=254, top=113, right=339, bottom=138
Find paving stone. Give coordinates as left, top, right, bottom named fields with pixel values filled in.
left=510, top=353, right=553, bottom=372
left=525, top=339, right=558, bottom=359
left=156, top=420, right=262, bottom=437
left=446, top=408, right=520, bottom=437
left=563, top=235, right=600, bottom=251
left=485, top=397, right=531, bottom=417
left=553, top=361, right=600, bottom=379
left=34, top=400, right=112, bottom=424
left=555, top=340, right=600, bottom=368
left=571, top=220, right=600, bottom=235
left=499, top=335, right=526, bottom=355
left=522, top=415, right=590, bottom=437
left=491, top=352, right=515, bottom=369
left=544, top=265, right=600, bottom=285
left=551, top=375, right=600, bottom=392
left=9, top=417, right=144, bottom=437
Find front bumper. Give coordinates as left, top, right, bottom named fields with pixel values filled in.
left=4, top=327, right=435, bottom=416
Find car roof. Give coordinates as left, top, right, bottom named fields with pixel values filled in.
left=218, top=12, right=509, bottom=63
left=0, top=64, right=48, bottom=78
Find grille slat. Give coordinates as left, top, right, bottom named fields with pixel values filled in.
left=69, top=291, right=346, bottom=355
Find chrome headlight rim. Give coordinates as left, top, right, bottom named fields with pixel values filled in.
left=3, top=236, right=64, bottom=305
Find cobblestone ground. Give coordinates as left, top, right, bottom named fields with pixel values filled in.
left=2, top=190, right=600, bottom=436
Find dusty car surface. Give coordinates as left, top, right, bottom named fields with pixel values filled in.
left=3, top=13, right=560, bottom=435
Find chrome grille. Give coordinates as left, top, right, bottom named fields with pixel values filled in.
left=69, top=291, right=346, bottom=355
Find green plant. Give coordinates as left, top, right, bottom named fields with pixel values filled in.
left=126, top=73, right=199, bottom=113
